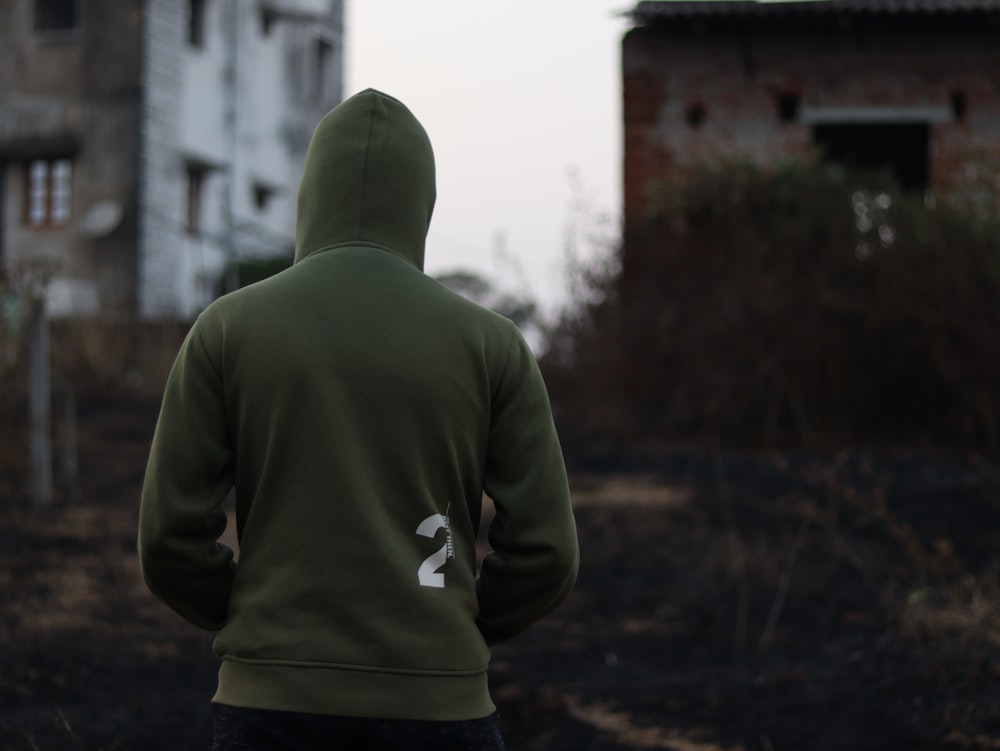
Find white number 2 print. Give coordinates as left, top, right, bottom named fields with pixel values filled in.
left=416, top=510, right=454, bottom=588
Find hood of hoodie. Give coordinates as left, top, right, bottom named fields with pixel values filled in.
left=294, top=89, right=436, bottom=270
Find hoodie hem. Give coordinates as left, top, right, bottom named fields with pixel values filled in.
left=213, top=657, right=495, bottom=721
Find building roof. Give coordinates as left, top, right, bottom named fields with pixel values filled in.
left=630, top=0, right=1000, bottom=23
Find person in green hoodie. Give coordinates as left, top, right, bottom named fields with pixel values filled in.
left=138, top=88, right=579, bottom=750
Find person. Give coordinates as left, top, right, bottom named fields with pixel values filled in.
left=137, top=88, right=579, bottom=750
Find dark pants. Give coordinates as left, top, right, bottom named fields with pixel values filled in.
left=211, top=703, right=507, bottom=751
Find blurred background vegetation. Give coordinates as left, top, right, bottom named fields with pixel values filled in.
left=541, top=159, right=1000, bottom=460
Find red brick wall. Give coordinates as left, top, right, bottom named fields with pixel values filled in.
left=622, top=15, right=1000, bottom=279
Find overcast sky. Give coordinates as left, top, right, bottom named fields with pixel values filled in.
left=344, top=1, right=631, bottom=316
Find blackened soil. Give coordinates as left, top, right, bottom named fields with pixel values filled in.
left=1, top=394, right=998, bottom=750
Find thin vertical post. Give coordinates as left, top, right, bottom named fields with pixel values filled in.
left=60, top=381, right=78, bottom=499
left=28, top=296, right=52, bottom=508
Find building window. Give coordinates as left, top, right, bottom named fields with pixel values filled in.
left=24, top=158, right=73, bottom=228
left=813, top=123, right=930, bottom=192
left=253, top=182, right=276, bottom=211
left=33, top=0, right=78, bottom=32
left=260, top=8, right=277, bottom=37
left=951, top=90, right=967, bottom=122
left=315, top=37, right=334, bottom=101
left=186, top=165, right=207, bottom=235
left=777, top=92, right=801, bottom=124
left=685, top=102, right=707, bottom=129
left=189, top=0, right=208, bottom=48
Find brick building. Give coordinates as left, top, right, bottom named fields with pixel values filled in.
left=623, top=0, right=1000, bottom=278
left=0, top=0, right=343, bottom=320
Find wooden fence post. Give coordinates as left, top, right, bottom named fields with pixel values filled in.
left=58, top=380, right=79, bottom=500
left=28, top=296, right=52, bottom=508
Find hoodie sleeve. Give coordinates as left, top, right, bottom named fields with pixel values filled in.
left=138, top=318, right=236, bottom=630
left=477, top=328, right=579, bottom=646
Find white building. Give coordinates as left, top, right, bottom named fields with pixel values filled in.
left=0, top=0, right=344, bottom=320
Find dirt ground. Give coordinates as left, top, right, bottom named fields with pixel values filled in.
left=1, top=392, right=998, bottom=750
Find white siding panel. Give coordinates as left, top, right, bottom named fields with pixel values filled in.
left=138, top=0, right=185, bottom=319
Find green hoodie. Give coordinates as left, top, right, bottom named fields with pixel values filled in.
left=137, top=89, right=579, bottom=721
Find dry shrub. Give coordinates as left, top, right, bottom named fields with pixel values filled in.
left=0, top=311, right=184, bottom=501
left=49, top=317, right=187, bottom=396
left=542, top=160, right=1000, bottom=455
left=2, top=261, right=186, bottom=400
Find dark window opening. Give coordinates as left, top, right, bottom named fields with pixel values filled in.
left=34, top=0, right=78, bottom=32
left=315, top=38, right=334, bottom=101
left=261, top=9, right=277, bottom=36
left=189, top=0, right=207, bottom=48
left=814, top=122, right=929, bottom=192
left=253, top=183, right=275, bottom=211
left=777, top=92, right=800, bottom=124
left=686, top=102, right=707, bottom=129
left=951, top=90, right=967, bottom=122
left=186, top=165, right=207, bottom=235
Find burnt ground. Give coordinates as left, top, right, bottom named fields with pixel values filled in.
left=1, top=392, right=998, bottom=750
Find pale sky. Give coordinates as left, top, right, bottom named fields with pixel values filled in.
left=344, top=1, right=631, bottom=317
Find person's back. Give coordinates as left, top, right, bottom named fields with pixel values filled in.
left=138, top=89, right=579, bottom=749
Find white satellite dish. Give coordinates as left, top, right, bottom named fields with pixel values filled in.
left=79, top=200, right=123, bottom=239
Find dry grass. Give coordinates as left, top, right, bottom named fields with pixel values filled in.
left=1, top=391, right=996, bottom=749
left=901, top=576, right=1000, bottom=650
left=570, top=474, right=693, bottom=508
left=565, top=696, right=746, bottom=751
